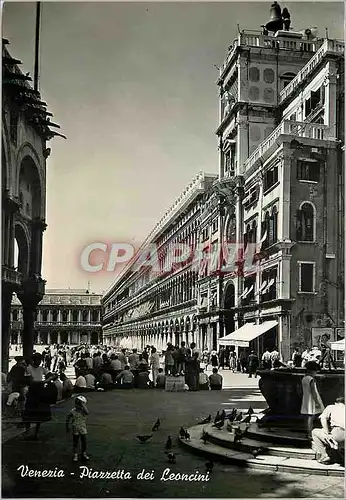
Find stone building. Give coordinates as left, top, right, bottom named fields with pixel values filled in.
left=10, top=289, right=102, bottom=346
left=199, top=5, right=345, bottom=359
left=101, top=4, right=344, bottom=359
left=102, top=173, right=217, bottom=349
left=2, top=40, right=63, bottom=368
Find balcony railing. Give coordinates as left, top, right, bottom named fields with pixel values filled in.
left=2, top=266, right=22, bottom=286
left=220, top=31, right=321, bottom=77
left=279, top=39, right=344, bottom=104
left=33, top=321, right=101, bottom=327
left=244, top=120, right=334, bottom=172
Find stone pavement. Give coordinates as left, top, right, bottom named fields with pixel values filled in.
left=2, top=367, right=344, bottom=498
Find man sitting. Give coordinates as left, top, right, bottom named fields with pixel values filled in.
left=74, top=372, right=87, bottom=392
left=85, top=371, right=96, bottom=390
left=116, top=365, right=134, bottom=389
left=198, top=368, right=209, bottom=390
left=209, top=368, right=223, bottom=390
left=311, top=397, right=345, bottom=464
left=156, top=368, right=166, bottom=389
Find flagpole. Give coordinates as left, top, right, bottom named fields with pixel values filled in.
left=34, top=1, right=41, bottom=91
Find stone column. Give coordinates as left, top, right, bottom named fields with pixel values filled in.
left=58, top=332, right=62, bottom=344
left=2, top=283, right=14, bottom=371
left=47, top=331, right=51, bottom=345
left=17, top=278, right=45, bottom=359
left=279, top=315, right=291, bottom=362
left=29, top=219, right=47, bottom=277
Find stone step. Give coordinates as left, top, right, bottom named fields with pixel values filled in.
left=246, top=423, right=310, bottom=446
left=204, top=424, right=315, bottom=460
left=179, top=425, right=344, bottom=477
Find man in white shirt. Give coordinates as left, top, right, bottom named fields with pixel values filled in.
left=150, top=347, right=160, bottom=387
left=270, top=347, right=280, bottom=366
left=311, top=397, right=345, bottom=464
left=262, top=349, right=271, bottom=369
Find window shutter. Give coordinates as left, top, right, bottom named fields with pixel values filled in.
left=296, top=209, right=302, bottom=240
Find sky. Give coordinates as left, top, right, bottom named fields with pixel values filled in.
left=3, top=1, right=344, bottom=294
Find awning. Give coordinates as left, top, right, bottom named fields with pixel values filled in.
left=330, top=339, right=345, bottom=351
left=219, top=320, right=278, bottom=347
left=219, top=323, right=256, bottom=347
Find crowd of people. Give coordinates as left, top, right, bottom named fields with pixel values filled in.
left=2, top=341, right=228, bottom=439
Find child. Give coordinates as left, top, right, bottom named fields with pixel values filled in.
left=301, top=361, right=325, bottom=439
left=66, top=395, right=89, bottom=462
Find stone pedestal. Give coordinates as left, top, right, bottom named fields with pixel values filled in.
left=257, top=368, right=345, bottom=429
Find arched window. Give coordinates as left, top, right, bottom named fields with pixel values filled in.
left=12, top=309, right=18, bottom=321
left=296, top=203, right=315, bottom=242
left=62, top=311, right=68, bottom=323
left=72, top=310, right=79, bottom=323
left=52, top=310, right=58, bottom=322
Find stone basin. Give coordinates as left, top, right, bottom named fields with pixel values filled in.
left=257, top=368, right=345, bottom=428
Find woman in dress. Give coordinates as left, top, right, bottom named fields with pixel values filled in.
left=300, top=361, right=325, bottom=439
left=23, top=354, right=58, bottom=439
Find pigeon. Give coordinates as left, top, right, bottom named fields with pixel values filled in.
left=197, top=414, right=211, bottom=425
left=233, top=427, right=246, bottom=444
left=235, top=412, right=244, bottom=422
left=219, top=409, right=226, bottom=421
left=201, top=429, right=208, bottom=444
left=152, top=418, right=160, bottom=432
left=205, top=460, right=214, bottom=473
left=184, top=430, right=191, bottom=441
left=240, top=414, right=251, bottom=424
left=251, top=447, right=268, bottom=458
left=179, top=427, right=186, bottom=439
left=137, top=435, right=153, bottom=443
left=167, top=452, right=176, bottom=464
left=228, top=408, right=237, bottom=422
left=247, top=406, right=254, bottom=415
left=214, top=411, right=221, bottom=424
left=165, top=436, right=172, bottom=451
left=213, top=420, right=224, bottom=430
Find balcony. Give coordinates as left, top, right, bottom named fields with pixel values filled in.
left=2, top=266, right=22, bottom=286
left=244, top=120, right=335, bottom=173
left=279, top=39, right=344, bottom=104
left=220, top=31, right=321, bottom=79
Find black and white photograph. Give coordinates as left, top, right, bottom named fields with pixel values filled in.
left=1, top=0, right=345, bottom=498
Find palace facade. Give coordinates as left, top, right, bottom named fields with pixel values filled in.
left=102, top=173, right=217, bottom=350
left=10, top=289, right=102, bottom=346
left=2, top=39, right=63, bottom=369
